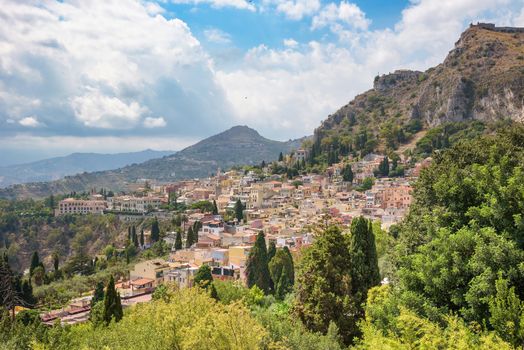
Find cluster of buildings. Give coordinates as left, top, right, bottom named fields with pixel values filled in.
left=114, top=154, right=423, bottom=291
left=45, top=152, right=431, bottom=325
left=56, top=153, right=420, bottom=229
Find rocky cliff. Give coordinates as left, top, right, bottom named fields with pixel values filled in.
left=311, top=24, right=524, bottom=159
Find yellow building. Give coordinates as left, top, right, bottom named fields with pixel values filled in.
left=228, top=246, right=252, bottom=267
left=129, top=259, right=170, bottom=286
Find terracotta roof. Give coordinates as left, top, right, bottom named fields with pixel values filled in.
left=130, top=278, right=154, bottom=286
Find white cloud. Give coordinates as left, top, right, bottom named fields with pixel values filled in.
left=204, top=28, right=232, bottom=43
left=143, top=116, right=167, bottom=128
left=216, top=0, right=523, bottom=139
left=266, top=0, right=321, bottom=20
left=283, top=38, right=299, bottom=48
left=19, top=116, right=43, bottom=128
left=170, top=0, right=255, bottom=11
left=0, top=0, right=231, bottom=138
left=71, top=91, right=146, bottom=129
left=312, top=1, right=370, bottom=30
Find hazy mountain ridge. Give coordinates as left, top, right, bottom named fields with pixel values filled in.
left=0, top=126, right=306, bottom=199
left=0, top=150, right=175, bottom=188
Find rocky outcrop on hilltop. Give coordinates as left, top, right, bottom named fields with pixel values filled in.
left=310, top=24, right=524, bottom=159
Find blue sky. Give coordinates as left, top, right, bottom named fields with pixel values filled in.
left=166, top=1, right=408, bottom=50
left=0, top=0, right=523, bottom=165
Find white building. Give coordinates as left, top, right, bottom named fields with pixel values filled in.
left=107, top=195, right=163, bottom=213
left=56, top=198, right=106, bottom=216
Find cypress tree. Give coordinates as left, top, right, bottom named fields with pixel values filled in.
left=245, top=231, right=271, bottom=294
left=52, top=252, right=59, bottom=272
left=103, top=275, right=123, bottom=325
left=132, top=228, right=139, bottom=247
left=378, top=157, right=389, bottom=177
left=268, top=248, right=294, bottom=299
left=140, top=229, right=145, bottom=247
left=175, top=228, right=183, bottom=250
left=294, top=225, right=358, bottom=345
left=267, top=241, right=277, bottom=293
left=131, top=226, right=137, bottom=245
left=234, top=199, right=244, bottom=223
left=278, top=152, right=284, bottom=162
left=186, top=227, right=194, bottom=248
left=267, top=241, right=276, bottom=262
left=349, top=216, right=380, bottom=305
left=342, top=163, right=354, bottom=183
left=193, top=221, right=202, bottom=243
left=0, top=254, right=21, bottom=320
left=21, top=279, right=35, bottom=306
left=91, top=281, right=105, bottom=307
left=283, top=246, right=294, bottom=284
left=29, top=251, right=40, bottom=276
left=275, top=269, right=291, bottom=300
left=212, top=200, right=219, bottom=215
left=151, top=218, right=160, bottom=243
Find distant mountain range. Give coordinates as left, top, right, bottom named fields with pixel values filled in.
left=0, top=150, right=175, bottom=188
left=0, top=126, right=307, bottom=199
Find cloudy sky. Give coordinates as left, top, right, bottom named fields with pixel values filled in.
left=0, top=0, right=523, bottom=165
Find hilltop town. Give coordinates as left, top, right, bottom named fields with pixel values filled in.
left=40, top=150, right=426, bottom=324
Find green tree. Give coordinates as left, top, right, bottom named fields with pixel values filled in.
left=152, top=284, right=171, bottom=302
left=175, top=228, right=183, bottom=250
left=267, top=241, right=276, bottom=262
left=52, top=251, right=59, bottom=272
left=294, top=226, right=358, bottom=345
left=104, top=245, right=115, bottom=260
left=0, top=254, right=22, bottom=320
left=194, top=264, right=213, bottom=289
left=234, top=199, right=244, bottom=223
left=132, top=227, right=139, bottom=247
left=212, top=200, right=219, bottom=215
left=193, top=221, right=202, bottom=243
left=349, top=217, right=380, bottom=305
left=89, top=301, right=105, bottom=328
left=278, top=152, right=284, bottom=162
left=103, top=275, right=123, bottom=325
left=151, top=218, right=160, bottom=243
left=342, top=163, right=354, bottom=183
left=399, top=226, right=524, bottom=327
left=268, top=248, right=294, bottom=299
left=21, top=279, right=35, bottom=306
left=140, top=229, right=144, bottom=247
left=186, top=227, right=194, bottom=248
left=358, top=177, right=374, bottom=192
left=376, top=157, right=389, bottom=177
left=489, top=275, right=524, bottom=347
left=190, top=200, right=215, bottom=213
left=32, top=266, right=45, bottom=286
left=29, top=251, right=40, bottom=276
left=245, top=231, right=271, bottom=294
left=91, top=281, right=105, bottom=307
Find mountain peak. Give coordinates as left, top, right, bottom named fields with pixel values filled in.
left=222, top=125, right=261, bottom=137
